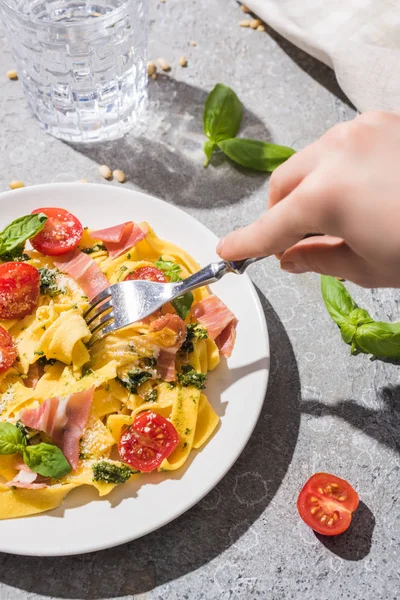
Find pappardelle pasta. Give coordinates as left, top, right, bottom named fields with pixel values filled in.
left=0, top=208, right=237, bottom=519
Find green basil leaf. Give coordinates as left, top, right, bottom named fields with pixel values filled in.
left=155, top=257, right=182, bottom=282
left=203, top=84, right=242, bottom=143
left=321, top=276, right=356, bottom=329
left=339, top=322, right=357, bottom=346
left=354, top=321, right=400, bottom=359
left=172, top=292, right=194, bottom=320
left=350, top=339, right=363, bottom=355
left=217, top=138, right=295, bottom=172
left=348, top=308, right=373, bottom=327
left=0, top=213, right=47, bottom=258
left=0, top=422, right=25, bottom=455
left=23, top=443, right=71, bottom=479
left=204, top=141, right=217, bottom=167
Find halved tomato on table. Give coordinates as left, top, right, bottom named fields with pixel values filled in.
left=0, top=326, right=17, bottom=374
left=125, top=266, right=166, bottom=283
left=297, top=472, right=359, bottom=536
left=0, top=262, right=40, bottom=319
left=118, top=411, right=179, bottom=472
left=30, top=207, right=83, bottom=256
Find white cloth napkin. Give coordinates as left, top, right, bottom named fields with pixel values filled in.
left=245, top=0, right=400, bottom=112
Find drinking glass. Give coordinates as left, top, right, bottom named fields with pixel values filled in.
left=0, top=0, right=148, bottom=142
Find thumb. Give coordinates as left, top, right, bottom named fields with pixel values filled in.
left=279, top=236, right=374, bottom=287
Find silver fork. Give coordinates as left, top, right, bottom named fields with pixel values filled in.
left=83, top=257, right=263, bottom=345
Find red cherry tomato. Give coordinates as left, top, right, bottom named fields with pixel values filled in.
left=125, top=266, right=167, bottom=283
left=30, top=207, right=83, bottom=256
left=118, top=411, right=179, bottom=472
left=297, top=473, right=359, bottom=536
left=0, top=326, right=17, bottom=374
left=0, top=262, right=40, bottom=319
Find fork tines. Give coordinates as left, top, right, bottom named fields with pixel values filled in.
left=83, top=290, right=115, bottom=344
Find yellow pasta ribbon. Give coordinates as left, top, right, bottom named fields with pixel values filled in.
left=0, top=382, right=35, bottom=418
left=38, top=310, right=91, bottom=366
left=0, top=483, right=78, bottom=519
left=193, top=394, right=219, bottom=449
left=159, top=386, right=201, bottom=471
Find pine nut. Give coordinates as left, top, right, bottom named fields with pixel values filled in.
left=179, top=56, right=187, bottom=67
left=9, top=180, right=24, bottom=189
left=157, top=58, right=170, bottom=71
left=190, top=40, right=197, bottom=47
left=241, top=4, right=250, bottom=12
left=113, top=169, right=126, bottom=183
left=7, top=70, right=18, bottom=80
left=99, top=165, right=112, bottom=179
left=240, top=20, right=250, bottom=27
left=147, top=61, right=156, bottom=76
left=250, top=19, right=262, bottom=29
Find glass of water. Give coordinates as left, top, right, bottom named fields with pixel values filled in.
left=0, top=0, right=148, bottom=142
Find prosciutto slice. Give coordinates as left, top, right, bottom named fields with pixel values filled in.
left=215, top=318, right=238, bottom=358
left=20, top=387, right=94, bottom=469
left=150, top=314, right=187, bottom=381
left=5, top=464, right=47, bottom=490
left=89, top=223, right=128, bottom=244
left=24, top=362, right=44, bottom=389
left=191, top=295, right=238, bottom=358
left=54, top=249, right=109, bottom=301
left=91, top=221, right=147, bottom=259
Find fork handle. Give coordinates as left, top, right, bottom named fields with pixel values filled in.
left=173, top=256, right=265, bottom=297
left=227, top=257, right=265, bottom=274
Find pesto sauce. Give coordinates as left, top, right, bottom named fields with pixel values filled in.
left=177, top=365, right=207, bottom=390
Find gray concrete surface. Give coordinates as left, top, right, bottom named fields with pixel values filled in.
left=0, top=1, right=399, bottom=598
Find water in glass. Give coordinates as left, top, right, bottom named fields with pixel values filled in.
left=0, top=0, right=148, bottom=142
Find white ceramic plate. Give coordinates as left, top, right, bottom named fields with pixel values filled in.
left=0, top=183, right=269, bottom=556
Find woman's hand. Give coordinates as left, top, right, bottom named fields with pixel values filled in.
left=217, top=111, right=400, bottom=288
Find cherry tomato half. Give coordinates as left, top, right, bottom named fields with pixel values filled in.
left=125, top=266, right=166, bottom=283
left=0, top=326, right=17, bottom=374
left=297, top=473, right=359, bottom=536
left=30, top=207, right=83, bottom=256
left=0, top=262, right=40, bottom=319
left=118, top=411, right=179, bottom=472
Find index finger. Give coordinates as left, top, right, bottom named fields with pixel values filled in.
left=268, top=140, right=321, bottom=210
left=217, top=170, right=343, bottom=260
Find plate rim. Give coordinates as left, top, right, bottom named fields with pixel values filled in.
left=0, top=182, right=269, bottom=556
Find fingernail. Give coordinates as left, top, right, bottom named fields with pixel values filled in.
left=216, top=237, right=225, bottom=255
left=280, top=261, right=306, bottom=274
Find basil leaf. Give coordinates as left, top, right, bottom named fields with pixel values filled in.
left=204, top=141, right=217, bottom=167
left=203, top=84, right=242, bottom=144
left=23, top=443, right=71, bottom=479
left=338, top=321, right=357, bottom=346
left=321, top=275, right=400, bottom=359
left=355, top=321, right=400, bottom=359
left=321, top=276, right=356, bottom=329
left=0, top=422, right=25, bottom=455
left=155, top=257, right=182, bottom=282
left=172, top=292, right=194, bottom=320
left=0, top=213, right=47, bottom=258
left=217, top=138, right=295, bottom=172
left=348, top=308, right=373, bottom=327
left=155, top=257, right=193, bottom=318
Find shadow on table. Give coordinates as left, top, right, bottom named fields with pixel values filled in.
left=244, top=7, right=356, bottom=112
left=315, top=501, right=375, bottom=561
left=301, top=384, right=400, bottom=455
left=0, top=289, right=301, bottom=599
left=67, top=76, right=270, bottom=209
